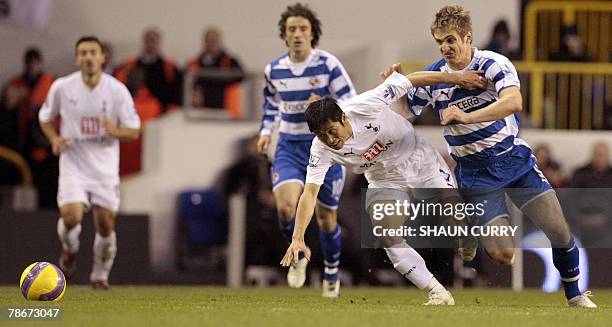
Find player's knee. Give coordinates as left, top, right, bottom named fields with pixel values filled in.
left=277, top=202, right=297, bottom=221
left=487, top=248, right=515, bottom=265
left=60, top=212, right=82, bottom=229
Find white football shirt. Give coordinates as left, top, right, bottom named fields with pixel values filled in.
left=306, top=72, right=442, bottom=188
left=39, top=71, right=140, bottom=186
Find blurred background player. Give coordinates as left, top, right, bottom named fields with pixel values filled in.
left=398, top=5, right=596, bottom=308
left=38, top=36, right=141, bottom=289
left=256, top=3, right=356, bottom=297
left=281, top=69, right=486, bottom=305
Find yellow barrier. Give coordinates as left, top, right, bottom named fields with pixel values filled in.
left=401, top=61, right=612, bottom=129
left=0, top=146, right=33, bottom=185
left=524, top=1, right=612, bottom=62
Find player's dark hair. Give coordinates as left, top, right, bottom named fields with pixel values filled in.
left=278, top=3, right=322, bottom=48
left=305, top=97, right=344, bottom=132
left=75, top=36, right=103, bottom=52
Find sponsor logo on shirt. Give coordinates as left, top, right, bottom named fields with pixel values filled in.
left=450, top=96, right=480, bottom=111
left=282, top=101, right=309, bottom=113
left=361, top=140, right=386, bottom=161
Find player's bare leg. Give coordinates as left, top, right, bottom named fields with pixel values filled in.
left=57, top=203, right=84, bottom=278
left=315, top=204, right=340, bottom=298
left=480, top=219, right=515, bottom=265
left=521, top=191, right=596, bottom=308
left=370, top=200, right=454, bottom=305
left=90, top=205, right=117, bottom=290
left=274, top=182, right=310, bottom=288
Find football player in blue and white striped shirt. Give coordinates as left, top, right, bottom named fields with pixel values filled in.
left=256, top=3, right=356, bottom=297
left=395, top=5, right=595, bottom=308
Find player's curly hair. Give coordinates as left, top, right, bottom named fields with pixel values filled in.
left=305, top=97, right=344, bottom=132
left=278, top=3, right=322, bottom=48
left=430, top=5, right=472, bottom=38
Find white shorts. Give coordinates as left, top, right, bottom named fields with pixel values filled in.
left=57, top=179, right=120, bottom=212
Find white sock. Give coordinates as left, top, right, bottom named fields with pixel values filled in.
left=384, top=242, right=434, bottom=289
left=57, top=218, right=81, bottom=254
left=90, top=232, right=117, bottom=281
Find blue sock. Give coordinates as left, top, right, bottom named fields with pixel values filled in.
left=278, top=218, right=304, bottom=260
left=320, top=225, right=341, bottom=282
left=552, top=236, right=581, bottom=299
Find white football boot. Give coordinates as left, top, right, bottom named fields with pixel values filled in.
left=567, top=291, right=597, bottom=308
left=287, top=246, right=310, bottom=288
left=424, top=287, right=455, bottom=306
left=322, top=279, right=340, bottom=298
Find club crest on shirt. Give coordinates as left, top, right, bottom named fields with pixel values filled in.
left=309, top=77, right=320, bottom=89
left=361, top=140, right=386, bottom=161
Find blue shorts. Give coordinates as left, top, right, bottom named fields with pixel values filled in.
left=456, top=148, right=553, bottom=225
left=271, top=138, right=345, bottom=209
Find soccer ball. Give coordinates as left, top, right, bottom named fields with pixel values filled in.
left=19, top=262, right=66, bottom=301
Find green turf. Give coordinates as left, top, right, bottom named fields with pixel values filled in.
left=0, top=286, right=610, bottom=327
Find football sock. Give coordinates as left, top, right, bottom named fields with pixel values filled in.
left=319, top=225, right=341, bottom=282
left=90, top=232, right=117, bottom=281
left=385, top=242, right=433, bottom=289
left=552, top=236, right=581, bottom=299
left=57, top=218, right=81, bottom=254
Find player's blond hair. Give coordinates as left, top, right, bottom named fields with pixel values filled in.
left=430, top=5, right=472, bottom=38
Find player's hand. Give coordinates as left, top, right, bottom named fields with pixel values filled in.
left=308, top=92, right=321, bottom=104
left=50, top=136, right=67, bottom=155
left=456, top=70, right=488, bottom=90
left=256, top=135, right=271, bottom=155
left=441, top=105, right=472, bottom=125
left=103, top=117, right=119, bottom=137
left=380, top=63, right=404, bottom=80
left=280, top=239, right=310, bottom=267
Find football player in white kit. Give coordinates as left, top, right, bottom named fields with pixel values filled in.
left=39, top=36, right=141, bottom=289
left=281, top=69, right=486, bottom=304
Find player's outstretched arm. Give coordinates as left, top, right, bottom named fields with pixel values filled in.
left=380, top=63, right=487, bottom=89
left=441, top=86, right=522, bottom=125
left=280, top=183, right=321, bottom=267
left=405, top=70, right=486, bottom=89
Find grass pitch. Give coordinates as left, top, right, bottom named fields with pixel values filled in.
left=0, top=286, right=610, bottom=327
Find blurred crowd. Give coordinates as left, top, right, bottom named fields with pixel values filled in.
left=0, top=27, right=245, bottom=207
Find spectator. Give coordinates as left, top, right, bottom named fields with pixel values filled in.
left=221, top=135, right=284, bottom=266
left=115, top=28, right=181, bottom=112
left=542, top=161, right=568, bottom=188
left=0, top=47, right=58, bottom=207
left=483, top=19, right=521, bottom=60
left=572, top=142, right=612, bottom=187
left=549, top=26, right=592, bottom=62
left=102, top=41, right=117, bottom=75
left=533, top=143, right=553, bottom=169
left=186, top=27, right=244, bottom=117
left=119, top=67, right=162, bottom=176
